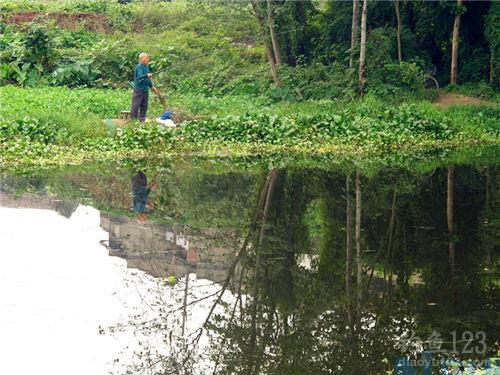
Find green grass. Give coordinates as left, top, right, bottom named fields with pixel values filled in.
left=445, top=82, right=500, bottom=101
left=0, top=85, right=130, bottom=117
left=0, top=85, right=499, bottom=169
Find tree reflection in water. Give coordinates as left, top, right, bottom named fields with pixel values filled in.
left=0, top=152, right=497, bottom=374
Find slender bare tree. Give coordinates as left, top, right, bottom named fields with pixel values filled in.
left=485, top=4, right=498, bottom=85
left=267, top=0, right=282, bottom=66
left=450, top=0, right=463, bottom=84
left=251, top=0, right=282, bottom=86
left=358, top=0, right=368, bottom=96
left=395, top=0, right=402, bottom=62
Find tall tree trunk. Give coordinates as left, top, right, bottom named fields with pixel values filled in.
left=267, top=0, right=282, bottom=66
left=355, top=172, right=362, bottom=312
left=346, top=175, right=354, bottom=331
left=251, top=0, right=282, bottom=86
left=450, top=0, right=463, bottom=84
left=349, top=0, right=360, bottom=69
left=395, top=0, right=402, bottom=62
left=358, top=0, right=368, bottom=96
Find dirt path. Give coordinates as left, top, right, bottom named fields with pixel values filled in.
left=434, top=92, right=495, bottom=108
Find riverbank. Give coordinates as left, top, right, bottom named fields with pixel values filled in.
left=0, top=86, right=499, bottom=169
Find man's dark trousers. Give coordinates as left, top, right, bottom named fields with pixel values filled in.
left=131, top=89, right=149, bottom=122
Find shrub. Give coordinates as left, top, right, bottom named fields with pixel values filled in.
left=51, top=59, right=100, bottom=86
left=279, top=61, right=357, bottom=101
left=0, top=117, right=61, bottom=144
left=51, top=38, right=139, bottom=87
left=0, top=23, right=56, bottom=85
left=23, top=22, right=55, bottom=69
left=367, top=62, right=429, bottom=102
left=380, top=62, right=426, bottom=89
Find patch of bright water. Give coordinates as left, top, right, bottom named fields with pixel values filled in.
left=0, top=205, right=231, bottom=374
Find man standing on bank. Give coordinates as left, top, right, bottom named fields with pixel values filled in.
left=131, top=53, right=159, bottom=122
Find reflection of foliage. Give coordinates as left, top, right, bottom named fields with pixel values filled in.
left=1, top=152, right=498, bottom=373
left=172, top=168, right=258, bottom=229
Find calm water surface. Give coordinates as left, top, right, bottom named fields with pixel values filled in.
left=0, top=150, right=498, bottom=375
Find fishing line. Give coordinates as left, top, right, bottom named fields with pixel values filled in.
left=139, top=23, right=307, bottom=82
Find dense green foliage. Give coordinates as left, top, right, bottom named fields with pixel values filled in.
left=0, top=1, right=265, bottom=95
left=0, top=0, right=498, bottom=99
left=0, top=0, right=498, bottom=168
left=0, top=85, right=498, bottom=168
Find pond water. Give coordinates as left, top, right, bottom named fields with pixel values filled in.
left=0, top=147, right=498, bottom=375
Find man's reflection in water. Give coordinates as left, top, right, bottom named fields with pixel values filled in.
left=131, top=171, right=156, bottom=222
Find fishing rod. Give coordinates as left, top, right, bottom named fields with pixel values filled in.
left=139, top=24, right=307, bottom=81
left=148, top=63, right=273, bottom=112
